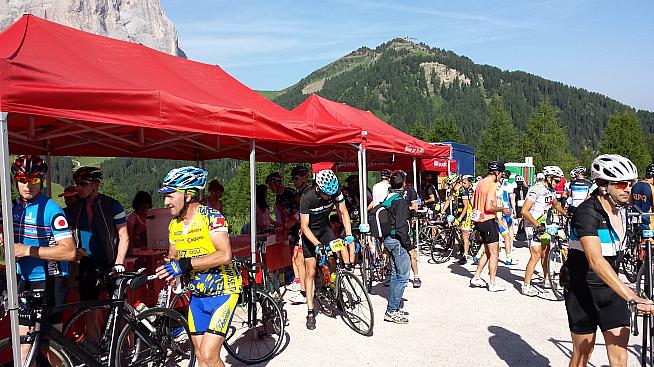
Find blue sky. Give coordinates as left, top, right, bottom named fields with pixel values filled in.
left=161, top=0, right=653, bottom=111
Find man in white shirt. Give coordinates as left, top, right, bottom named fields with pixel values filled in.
left=369, top=169, right=392, bottom=209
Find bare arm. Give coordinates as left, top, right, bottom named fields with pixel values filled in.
left=189, top=231, right=232, bottom=270
left=551, top=198, right=566, bottom=216
left=337, top=202, right=352, bottom=237
left=300, top=214, right=321, bottom=246
left=485, top=192, right=508, bottom=215
left=521, top=199, right=539, bottom=226
left=114, top=222, right=129, bottom=266
left=15, top=237, right=76, bottom=262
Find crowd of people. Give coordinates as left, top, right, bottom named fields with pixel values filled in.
left=4, top=152, right=654, bottom=367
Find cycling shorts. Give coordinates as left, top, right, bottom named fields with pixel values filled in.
left=460, top=216, right=472, bottom=231
left=188, top=293, right=239, bottom=336
left=302, top=228, right=336, bottom=259
left=18, top=277, right=68, bottom=325
left=564, top=285, right=629, bottom=334
left=525, top=226, right=551, bottom=247
left=474, top=219, right=499, bottom=245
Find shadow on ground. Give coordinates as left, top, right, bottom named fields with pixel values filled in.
left=488, top=325, right=551, bottom=367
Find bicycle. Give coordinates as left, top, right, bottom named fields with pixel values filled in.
left=314, top=238, right=374, bottom=336
left=222, top=257, right=285, bottom=365
left=0, top=269, right=194, bottom=367
left=430, top=216, right=459, bottom=264
left=545, top=223, right=568, bottom=301
left=360, top=235, right=385, bottom=292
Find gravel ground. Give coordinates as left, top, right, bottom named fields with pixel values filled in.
left=223, top=241, right=644, bottom=366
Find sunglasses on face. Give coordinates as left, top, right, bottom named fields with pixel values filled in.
left=16, top=177, right=41, bottom=185
left=552, top=178, right=561, bottom=183
left=75, top=181, right=91, bottom=187
left=611, top=180, right=636, bottom=190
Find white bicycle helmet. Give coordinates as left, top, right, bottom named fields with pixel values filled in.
left=515, top=175, right=525, bottom=183
left=462, top=175, right=473, bottom=182
left=543, top=166, right=564, bottom=178
left=590, top=154, right=638, bottom=182
left=315, top=169, right=339, bottom=195
left=570, top=166, right=586, bottom=178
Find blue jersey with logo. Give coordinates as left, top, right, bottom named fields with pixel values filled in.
left=632, top=181, right=653, bottom=230
left=13, top=194, right=73, bottom=281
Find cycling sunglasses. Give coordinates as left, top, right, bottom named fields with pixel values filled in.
left=16, top=176, right=41, bottom=185
left=611, top=180, right=637, bottom=190
left=75, top=181, right=91, bottom=187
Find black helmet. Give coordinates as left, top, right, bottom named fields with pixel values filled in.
left=381, top=169, right=392, bottom=180
left=501, top=170, right=511, bottom=179
left=291, top=166, right=309, bottom=177
left=265, top=172, right=282, bottom=185
left=345, top=175, right=358, bottom=184
left=12, top=155, right=48, bottom=178
left=646, top=162, right=654, bottom=179
left=73, top=166, right=102, bottom=183
left=487, top=160, right=505, bottom=172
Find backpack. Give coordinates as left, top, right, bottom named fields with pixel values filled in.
left=369, top=193, right=402, bottom=238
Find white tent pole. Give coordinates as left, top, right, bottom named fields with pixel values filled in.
left=0, top=111, right=22, bottom=366
left=46, top=151, right=52, bottom=198
left=360, top=143, right=368, bottom=226
left=357, top=145, right=364, bottom=228
left=249, top=141, right=257, bottom=263
left=413, top=157, right=419, bottom=263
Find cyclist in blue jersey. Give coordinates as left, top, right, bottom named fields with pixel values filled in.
left=632, top=163, right=654, bottom=231
left=10, top=155, right=76, bottom=361
left=567, top=166, right=593, bottom=213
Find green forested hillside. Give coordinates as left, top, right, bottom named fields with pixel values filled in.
left=273, top=38, right=654, bottom=156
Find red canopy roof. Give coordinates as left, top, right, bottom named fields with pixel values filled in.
left=293, top=95, right=450, bottom=161
left=0, top=15, right=361, bottom=161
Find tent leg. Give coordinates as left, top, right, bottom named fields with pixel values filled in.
left=0, top=111, right=22, bottom=366
left=249, top=141, right=257, bottom=263
left=413, top=157, right=419, bottom=263
left=357, top=146, right=364, bottom=228
left=361, top=147, right=368, bottom=224
left=46, top=152, right=52, bottom=198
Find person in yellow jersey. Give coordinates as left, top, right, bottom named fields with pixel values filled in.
left=156, top=166, right=241, bottom=367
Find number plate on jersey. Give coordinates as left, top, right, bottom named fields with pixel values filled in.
left=644, top=230, right=654, bottom=239
left=329, top=239, right=346, bottom=252
left=470, top=210, right=481, bottom=222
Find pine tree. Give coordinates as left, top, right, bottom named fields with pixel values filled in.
left=522, top=98, right=578, bottom=173
left=600, top=112, right=652, bottom=174
left=410, top=121, right=427, bottom=140
left=475, top=96, right=521, bottom=173
left=426, top=117, right=464, bottom=143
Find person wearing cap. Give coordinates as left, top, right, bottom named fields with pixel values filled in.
left=497, top=170, right=517, bottom=265
left=67, top=166, right=129, bottom=301
left=287, top=166, right=310, bottom=303
left=632, top=162, right=654, bottom=232
left=59, top=185, right=80, bottom=209
left=200, top=179, right=224, bottom=212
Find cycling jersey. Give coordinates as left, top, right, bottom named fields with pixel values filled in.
left=372, top=181, right=391, bottom=207
left=13, top=193, right=72, bottom=281
left=568, top=178, right=593, bottom=208
left=421, top=183, right=440, bottom=210
left=168, top=205, right=241, bottom=297
left=498, top=181, right=514, bottom=211
left=299, top=187, right=345, bottom=233
left=513, top=184, right=529, bottom=218
left=569, top=195, right=625, bottom=257
left=525, top=182, right=554, bottom=223
left=632, top=181, right=654, bottom=230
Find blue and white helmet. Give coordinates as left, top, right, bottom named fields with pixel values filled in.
left=160, top=166, right=207, bottom=193
left=315, top=169, right=339, bottom=195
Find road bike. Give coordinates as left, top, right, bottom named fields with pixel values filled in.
left=314, top=238, right=374, bottom=336
left=545, top=224, right=568, bottom=301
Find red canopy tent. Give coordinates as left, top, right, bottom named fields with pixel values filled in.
left=0, top=15, right=363, bottom=162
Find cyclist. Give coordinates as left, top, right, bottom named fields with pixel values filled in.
left=513, top=175, right=529, bottom=233
left=565, top=154, right=654, bottom=367
left=520, top=167, right=567, bottom=296
left=567, top=166, right=593, bottom=214
left=265, top=172, right=298, bottom=230
left=497, top=170, right=516, bottom=265
left=287, top=166, right=311, bottom=304
left=632, top=162, right=654, bottom=232
left=401, top=178, right=421, bottom=287
left=456, top=175, right=474, bottom=265
left=369, top=169, right=391, bottom=209
left=421, top=172, right=441, bottom=218
left=299, top=169, right=354, bottom=330
left=156, top=166, right=241, bottom=367
left=10, top=155, right=76, bottom=361
left=469, top=161, right=510, bottom=292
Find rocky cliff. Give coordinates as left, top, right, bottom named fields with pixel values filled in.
left=0, top=0, right=185, bottom=57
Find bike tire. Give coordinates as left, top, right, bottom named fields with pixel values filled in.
left=468, top=229, right=481, bottom=256
left=62, top=303, right=116, bottom=363
left=361, top=243, right=372, bottom=292
left=636, top=263, right=650, bottom=298
left=337, top=271, right=375, bottom=336
left=621, top=245, right=640, bottom=283
left=547, top=243, right=565, bottom=301
left=430, top=229, right=454, bottom=264
left=0, top=335, right=73, bottom=367
left=224, top=289, right=285, bottom=365
left=115, top=307, right=195, bottom=367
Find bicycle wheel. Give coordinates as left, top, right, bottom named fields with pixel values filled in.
left=621, top=245, right=641, bottom=283
left=361, top=242, right=372, bottom=292
left=0, top=336, right=73, bottom=367
left=337, top=270, right=375, bottom=336
left=636, top=262, right=651, bottom=298
left=547, top=243, right=565, bottom=301
left=62, top=303, right=114, bottom=362
left=224, top=289, right=285, bottom=365
left=430, top=228, right=454, bottom=264
left=468, top=229, right=481, bottom=256
left=418, top=226, right=434, bottom=256
left=115, top=307, right=195, bottom=367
